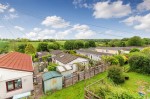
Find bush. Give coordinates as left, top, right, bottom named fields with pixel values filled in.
left=130, top=48, right=140, bottom=53
left=128, top=52, right=150, bottom=74
left=114, top=55, right=125, bottom=66
left=47, top=63, right=58, bottom=71
left=102, top=56, right=119, bottom=66
left=107, top=66, right=125, bottom=84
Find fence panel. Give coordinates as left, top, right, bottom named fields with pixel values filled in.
left=79, top=71, right=85, bottom=81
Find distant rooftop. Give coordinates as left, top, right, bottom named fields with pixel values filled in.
left=53, top=53, right=78, bottom=64
left=50, top=50, right=63, bottom=55
left=76, top=49, right=113, bottom=55
left=0, top=52, right=33, bottom=72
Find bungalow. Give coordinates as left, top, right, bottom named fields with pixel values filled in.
left=0, top=52, right=34, bottom=99
left=95, top=47, right=143, bottom=54
left=76, top=50, right=112, bottom=61
left=52, top=53, right=89, bottom=77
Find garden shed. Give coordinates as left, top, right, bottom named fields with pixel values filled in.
left=42, top=71, right=62, bottom=93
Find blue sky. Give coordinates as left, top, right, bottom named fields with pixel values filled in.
left=0, top=0, right=150, bottom=39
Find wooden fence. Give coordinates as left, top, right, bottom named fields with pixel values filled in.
left=63, top=64, right=106, bottom=88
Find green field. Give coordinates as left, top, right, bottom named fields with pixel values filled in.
left=8, top=41, right=65, bottom=51
left=41, top=71, right=150, bottom=99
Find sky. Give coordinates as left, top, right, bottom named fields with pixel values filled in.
left=0, top=0, right=150, bottom=40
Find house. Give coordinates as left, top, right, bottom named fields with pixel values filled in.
left=52, top=53, right=89, bottom=77
left=76, top=50, right=113, bottom=61
left=0, top=52, right=34, bottom=99
left=95, top=47, right=143, bottom=54
left=42, top=71, right=62, bottom=93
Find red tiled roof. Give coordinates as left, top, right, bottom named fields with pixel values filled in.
left=0, top=52, right=33, bottom=72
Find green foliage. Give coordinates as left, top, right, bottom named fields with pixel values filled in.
left=102, top=55, right=119, bottom=65
left=141, top=47, right=150, bottom=55
left=74, top=40, right=84, bottom=49
left=107, top=66, right=125, bottom=84
left=130, top=48, right=140, bottom=53
left=114, top=55, right=125, bottom=66
left=84, top=41, right=90, bottom=48
left=129, top=52, right=150, bottom=74
left=37, top=42, right=48, bottom=51
left=42, top=54, right=51, bottom=62
left=47, top=42, right=60, bottom=50
left=0, top=41, right=9, bottom=54
left=64, top=40, right=75, bottom=50
left=88, top=40, right=96, bottom=47
left=128, top=36, right=143, bottom=46
left=17, top=44, right=27, bottom=53
left=47, top=63, right=58, bottom=71
left=25, top=44, right=35, bottom=54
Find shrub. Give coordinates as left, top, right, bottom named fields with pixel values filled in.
left=107, top=66, right=125, bottom=84
left=47, top=63, right=58, bottom=71
left=102, top=55, right=119, bottom=66
left=128, top=52, right=150, bottom=74
left=130, top=48, right=140, bottom=53
left=114, top=55, right=125, bottom=66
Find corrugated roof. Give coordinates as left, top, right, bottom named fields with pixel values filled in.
left=53, top=53, right=78, bottom=64
left=42, top=71, right=62, bottom=81
left=76, top=50, right=113, bottom=55
left=50, top=50, right=62, bottom=55
left=0, top=52, right=33, bottom=72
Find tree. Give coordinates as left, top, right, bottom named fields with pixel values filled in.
left=74, top=40, right=84, bottom=49
left=129, top=48, right=140, bottom=53
left=25, top=44, right=35, bottom=54
left=37, top=42, right=48, bottom=51
left=128, top=36, right=143, bottom=46
left=141, top=47, right=150, bottom=55
left=17, top=44, right=27, bottom=53
left=108, top=66, right=124, bottom=84
left=88, top=40, right=96, bottom=47
left=64, top=41, right=75, bottom=50
left=47, top=43, right=60, bottom=50
left=84, top=41, right=90, bottom=48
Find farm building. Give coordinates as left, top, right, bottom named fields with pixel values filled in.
left=76, top=50, right=112, bottom=61
left=42, top=71, right=62, bottom=93
left=0, top=52, right=34, bottom=99
left=52, top=53, right=89, bottom=77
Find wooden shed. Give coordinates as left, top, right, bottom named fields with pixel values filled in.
left=42, top=71, right=62, bottom=93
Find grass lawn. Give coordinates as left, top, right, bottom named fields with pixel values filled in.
left=41, top=72, right=107, bottom=99
left=41, top=71, right=150, bottom=99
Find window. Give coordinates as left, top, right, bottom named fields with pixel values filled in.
left=6, top=79, right=22, bottom=92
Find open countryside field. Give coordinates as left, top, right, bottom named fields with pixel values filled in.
left=8, top=41, right=65, bottom=51
left=41, top=71, right=150, bottom=99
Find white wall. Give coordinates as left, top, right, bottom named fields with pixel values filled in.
left=0, top=68, right=33, bottom=99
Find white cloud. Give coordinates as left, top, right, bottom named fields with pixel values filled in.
left=73, top=24, right=95, bottom=39
left=26, top=32, right=37, bottom=38
left=0, top=25, right=4, bottom=28
left=137, top=0, right=150, bottom=11
left=14, top=26, right=24, bottom=31
left=33, top=28, right=41, bottom=32
left=0, top=3, right=9, bottom=13
left=93, top=1, right=131, bottom=19
left=26, top=28, right=56, bottom=39
left=122, top=13, right=150, bottom=31
left=9, top=8, right=15, bottom=12
left=4, top=14, right=19, bottom=19
left=41, top=16, right=70, bottom=28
